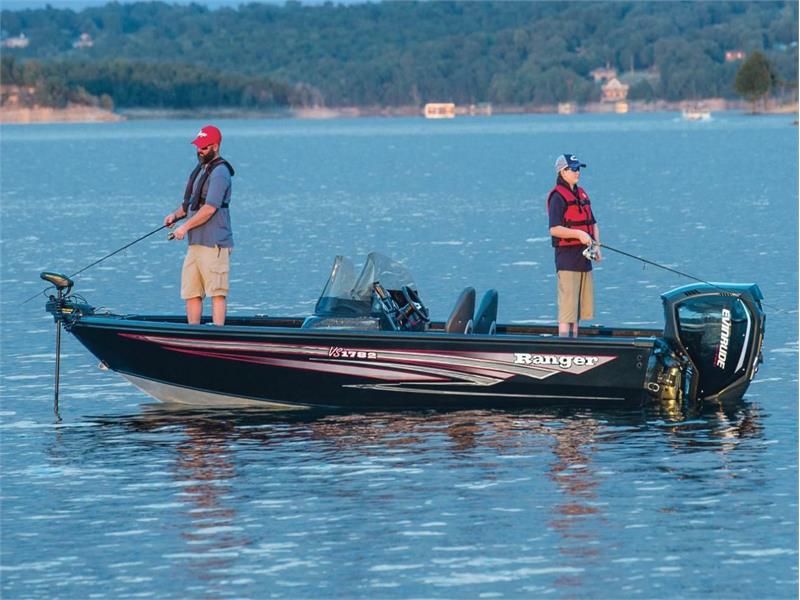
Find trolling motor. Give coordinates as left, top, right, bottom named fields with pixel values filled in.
left=41, top=272, right=74, bottom=417
left=23, top=222, right=178, bottom=418
left=40, top=272, right=94, bottom=417
left=42, top=272, right=95, bottom=325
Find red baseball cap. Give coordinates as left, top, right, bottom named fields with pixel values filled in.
left=191, top=125, right=222, bottom=148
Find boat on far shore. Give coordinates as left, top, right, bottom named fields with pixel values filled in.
left=423, top=102, right=455, bottom=119
left=682, top=107, right=712, bottom=121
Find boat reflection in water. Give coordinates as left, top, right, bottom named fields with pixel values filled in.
left=41, top=398, right=763, bottom=593
left=171, top=419, right=251, bottom=580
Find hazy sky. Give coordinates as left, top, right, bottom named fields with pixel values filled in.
left=1, top=0, right=357, bottom=8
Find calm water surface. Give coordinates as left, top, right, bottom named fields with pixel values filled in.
left=1, top=114, right=797, bottom=598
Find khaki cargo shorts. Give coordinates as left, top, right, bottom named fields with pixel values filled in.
left=557, top=270, right=594, bottom=323
left=181, top=245, right=230, bottom=299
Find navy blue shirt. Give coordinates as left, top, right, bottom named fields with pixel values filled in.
left=547, top=177, right=596, bottom=272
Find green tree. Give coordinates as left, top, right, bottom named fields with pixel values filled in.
left=1, top=2, right=797, bottom=109
left=734, top=50, right=774, bottom=112
left=1, top=55, right=23, bottom=85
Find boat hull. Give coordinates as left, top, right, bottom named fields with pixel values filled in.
left=70, top=317, right=655, bottom=410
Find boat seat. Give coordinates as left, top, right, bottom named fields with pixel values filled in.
left=474, top=289, right=498, bottom=334
left=445, top=287, right=475, bottom=334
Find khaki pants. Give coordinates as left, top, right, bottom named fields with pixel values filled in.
left=181, top=245, right=230, bottom=299
left=557, top=270, right=594, bottom=322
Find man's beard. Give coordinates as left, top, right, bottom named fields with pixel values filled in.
left=198, top=149, right=217, bottom=164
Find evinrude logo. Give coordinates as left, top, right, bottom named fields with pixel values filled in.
left=328, top=347, right=378, bottom=360
left=514, top=353, right=600, bottom=370
left=715, top=308, right=732, bottom=369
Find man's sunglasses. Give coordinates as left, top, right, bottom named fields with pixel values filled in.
left=567, top=165, right=581, bottom=172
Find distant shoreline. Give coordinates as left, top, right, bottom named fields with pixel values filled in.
left=0, top=103, right=123, bottom=124
left=1, top=99, right=796, bottom=125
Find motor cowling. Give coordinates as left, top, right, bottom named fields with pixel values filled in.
left=660, top=283, right=765, bottom=403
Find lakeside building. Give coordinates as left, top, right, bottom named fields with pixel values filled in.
left=725, top=50, right=746, bottom=62
left=557, top=102, right=574, bottom=115
left=590, top=66, right=617, bottom=83
left=462, top=103, right=492, bottom=116
left=601, top=78, right=630, bottom=103
left=73, top=33, right=94, bottom=49
left=1, top=84, right=36, bottom=107
left=2, top=33, right=29, bottom=49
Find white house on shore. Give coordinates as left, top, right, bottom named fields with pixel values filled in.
left=73, top=33, right=94, bottom=49
left=601, top=78, right=629, bottom=102
left=2, top=33, right=29, bottom=49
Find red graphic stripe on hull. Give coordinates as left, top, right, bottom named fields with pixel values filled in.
left=167, top=347, right=446, bottom=382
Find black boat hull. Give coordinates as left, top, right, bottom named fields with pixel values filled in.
left=70, top=317, right=656, bottom=409
left=44, top=265, right=765, bottom=411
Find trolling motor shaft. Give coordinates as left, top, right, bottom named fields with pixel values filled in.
left=40, top=272, right=74, bottom=417
left=40, top=272, right=94, bottom=419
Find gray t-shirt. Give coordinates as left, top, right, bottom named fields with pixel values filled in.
left=187, top=164, right=234, bottom=248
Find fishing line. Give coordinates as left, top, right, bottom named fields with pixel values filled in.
left=597, top=242, right=785, bottom=314
left=599, top=242, right=718, bottom=287
left=22, top=221, right=180, bottom=305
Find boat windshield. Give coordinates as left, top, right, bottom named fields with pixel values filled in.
left=314, top=252, right=418, bottom=317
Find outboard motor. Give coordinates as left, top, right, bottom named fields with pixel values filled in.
left=659, top=283, right=765, bottom=403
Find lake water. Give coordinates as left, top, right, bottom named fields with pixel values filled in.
left=1, top=113, right=797, bottom=598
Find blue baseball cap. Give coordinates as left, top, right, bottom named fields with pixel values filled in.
left=555, top=154, right=586, bottom=173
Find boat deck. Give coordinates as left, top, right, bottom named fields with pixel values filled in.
left=119, top=314, right=662, bottom=340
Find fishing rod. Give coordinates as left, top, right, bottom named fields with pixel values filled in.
left=23, top=218, right=184, bottom=305
left=596, top=242, right=719, bottom=287
left=30, top=217, right=184, bottom=418
left=593, top=241, right=783, bottom=313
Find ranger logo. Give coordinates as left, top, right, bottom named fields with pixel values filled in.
left=513, top=353, right=613, bottom=374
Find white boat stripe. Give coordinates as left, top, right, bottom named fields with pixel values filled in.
left=735, top=299, right=752, bottom=372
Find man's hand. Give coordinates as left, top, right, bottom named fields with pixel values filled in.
left=164, top=209, right=186, bottom=228
left=173, top=225, right=187, bottom=240
left=577, top=231, right=593, bottom=246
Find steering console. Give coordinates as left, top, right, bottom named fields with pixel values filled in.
left=373, top=282, right=430, bottom=332
left=398, top=285, right=430, bottom=331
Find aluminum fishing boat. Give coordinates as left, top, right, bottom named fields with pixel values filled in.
left=42, top=252, right=765, bottom=410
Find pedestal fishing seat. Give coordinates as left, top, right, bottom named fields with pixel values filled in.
left=445, top=287, right=475, bottom=334
left=474, top=289, right=498, bottom=334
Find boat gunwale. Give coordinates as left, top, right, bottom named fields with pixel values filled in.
left=68, top=313, right=662, bottom=347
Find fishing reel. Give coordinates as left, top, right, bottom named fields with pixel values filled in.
left=582, top=242, right=601, bottom=262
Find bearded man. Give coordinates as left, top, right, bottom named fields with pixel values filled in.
left=164, top=125, right=235, bottom=326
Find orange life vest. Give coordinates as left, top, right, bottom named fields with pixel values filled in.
left=547, top=184, right=596, bottom=248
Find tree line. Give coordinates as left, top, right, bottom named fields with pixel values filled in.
left=1, top=1, right=797, bottom=109
left=1, top=55, right=304, bottom=109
